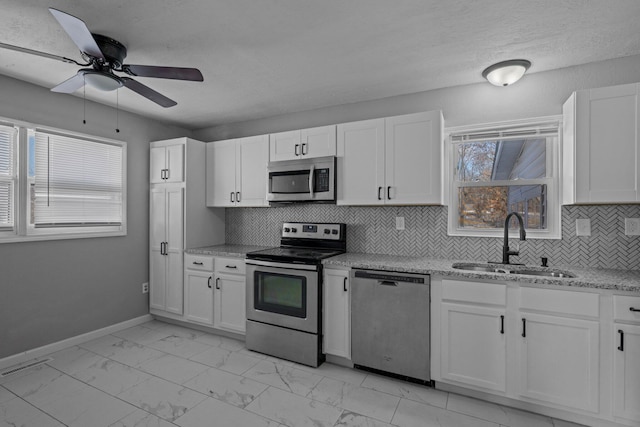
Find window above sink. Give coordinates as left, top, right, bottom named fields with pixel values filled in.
left=446, top=117, right=562, bottom=239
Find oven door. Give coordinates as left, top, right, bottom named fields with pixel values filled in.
left=246, top=260, right=319, bottom=334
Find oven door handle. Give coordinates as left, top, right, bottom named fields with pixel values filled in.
left=308, top=165, right=315, bottom=198
left=245, top=258, right=319, bottom=271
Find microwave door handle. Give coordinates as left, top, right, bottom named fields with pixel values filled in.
left=308, top=165, right=315, bottom=198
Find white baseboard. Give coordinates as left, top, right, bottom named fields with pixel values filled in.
left=0, top=314, right=152, bottom=371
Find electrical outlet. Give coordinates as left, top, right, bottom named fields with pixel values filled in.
left=395, top=216, right=405, bottom=230
left=575, top=218, right=591, bottom=236
left=625, top=218, right=640, bottom=236
left=142, top=282, right=149, bottom=294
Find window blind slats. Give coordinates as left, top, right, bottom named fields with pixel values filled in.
left=32, top=132, right=123, bottom=227
left=0, top=125, right=16, bottom=229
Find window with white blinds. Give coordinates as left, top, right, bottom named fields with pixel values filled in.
left=30, top=130, right=124, bottom=228
left=0, top=124, right=17, bottom=232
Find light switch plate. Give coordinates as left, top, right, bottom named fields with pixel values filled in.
left=625, top=218, right=640, bottom=236
left=395, top=216, right=405, bottom=231
left=576, top=218, right=591, bottom=236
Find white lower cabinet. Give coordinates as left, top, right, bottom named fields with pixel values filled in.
left=516, top=312, right=599, bottom=412
left=214, top=257, right=246, bottom=334
left=613, top=296, right=640, bottom=422
left=323, top=268, right=350, bottom=359
left=184, top=254, right=214, bottom=325
left=440, top=303, right=506, bottom=392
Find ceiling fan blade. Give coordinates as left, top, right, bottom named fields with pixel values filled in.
left=49, top=8, right=105, bottom=60
left=123, top=64, right=204, bottom=81
left=121, top=77, right=177, bottom=108
left=51, top=72, right=86, bottom=93
left=0, top=41, right=84, bottom=65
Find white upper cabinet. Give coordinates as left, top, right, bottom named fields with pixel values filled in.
left=337, top=111, right=443, bottom=205
left=269, top=125, right=336, bottom=161
left=563, top=83, right=640, bottom=203
left=206, top=135, right=269, bottom=207
left=150, top=140, right=185, bottom=184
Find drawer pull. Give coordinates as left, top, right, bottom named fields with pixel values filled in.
left=618, top=329, right=624, bottom=351
left=500, top=315, right=504, bottom=334
left=630, top=307, right=640, bottom=312
left=193, top=261, right=204, bottom=265
left=225, top=265, right=237, bottom=269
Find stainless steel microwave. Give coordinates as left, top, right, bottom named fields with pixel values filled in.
left=267, top=156, right=336, bottom=203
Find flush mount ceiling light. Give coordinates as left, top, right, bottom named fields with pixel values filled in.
left=482, top=59, right=531, bottom=87
left=82, top=70, right=123, bottom=91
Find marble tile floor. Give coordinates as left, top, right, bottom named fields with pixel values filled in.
left=0, top=320, right=587, bottom=427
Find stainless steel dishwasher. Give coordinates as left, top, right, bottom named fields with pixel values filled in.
left=351, top=269, right=431, bottom=383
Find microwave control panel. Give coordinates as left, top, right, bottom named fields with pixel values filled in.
left=314, top=168, right=330, bottom=192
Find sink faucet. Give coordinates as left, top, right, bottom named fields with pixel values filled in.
left=502, top=212, right=526, bottom=264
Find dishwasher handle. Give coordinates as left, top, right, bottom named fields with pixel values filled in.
left=353, top=270, right=428, bottom=285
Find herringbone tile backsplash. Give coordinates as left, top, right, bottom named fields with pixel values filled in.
left=226, top=204, right=640, bottom=270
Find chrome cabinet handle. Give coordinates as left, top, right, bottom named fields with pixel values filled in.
left=236, top=192, right=240, bottom=202
left=630, top=307, right=640, bottom=312
left=216, top=277, right=221, bottom=290
left=387, top=186, right=392, bottom=199
left=207, top=276, right=212, bottom=289
left=164, top=168, right=169, bottom=180
left=230, top=192, right=235, bottom=202
left=343, top=277, right=347, bottom=292
left=295, top=144, right=300, bottom=156
left=618, top=329, right=624, bottom=351
left=301, top=143, right=307, bottom=155
left=378, top=186, right=383, bottom=200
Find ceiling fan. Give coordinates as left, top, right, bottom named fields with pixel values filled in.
left=0, top=8, right=203, bottom=108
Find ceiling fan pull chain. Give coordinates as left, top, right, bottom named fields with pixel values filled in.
left=82, top=75, right=86, bottom=125
left=116, top=88, right=120, bottom=133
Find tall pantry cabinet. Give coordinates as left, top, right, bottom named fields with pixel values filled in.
left=149, top=138, right=225, bottom=316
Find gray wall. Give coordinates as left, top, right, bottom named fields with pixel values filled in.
left=0, top=75, right=192, bottom=359
left=193, top=54, right=640, bottom=141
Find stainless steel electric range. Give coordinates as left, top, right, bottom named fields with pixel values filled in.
left=245, top=222, right=346, bottom=367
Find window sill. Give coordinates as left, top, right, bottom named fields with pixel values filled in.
left=447, top=229, right=561, bottom=240
left=0, top=229, right=126, bottom=244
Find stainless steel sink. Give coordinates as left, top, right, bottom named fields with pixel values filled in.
left=451, top=263, right=575, bottom=278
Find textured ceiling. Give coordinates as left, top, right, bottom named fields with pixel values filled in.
left=1, top=0, right=640, bottom=130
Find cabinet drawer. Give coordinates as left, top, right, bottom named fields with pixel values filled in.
left=215, top=257, right=246, bottom=275
left=613, top=295, right=640, bottom=322
left=442, top=279, right=506, bottom=306
left=520, top=287, right=599, bottom=317
left=184, top=254, right=214, bottom=271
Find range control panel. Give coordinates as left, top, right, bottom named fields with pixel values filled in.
left=282, top=222, right=343, bottom=240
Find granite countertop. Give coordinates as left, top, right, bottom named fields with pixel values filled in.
left=323, top=253, right=640, bottom=293
left=185, top=244, right=272, bottom=257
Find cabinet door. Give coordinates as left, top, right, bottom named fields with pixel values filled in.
left=269, top=130, right=301, bottom=161
left=440, top=303, right=506, bottom=392
left=164, top=186, right=184, bottom=314
left=575, top=84, right=640, bottom=202
left=385, top=111, right=442, bottom=205
left=613, top=323, right=640, bottom=421
left=323, top=269, right=350, bottom=359
left=214, top=273, right=246, bottom=334
left=206, top=139, right=237, bottom=207
left=238, top=135, right=269, bottom=207
left=165, top=144, right=185, bottom=183
left=300, top=125, right=336, bottom=158
left=336, top=118, right=385, bottom=205
left=517, top=313, right=599, bottom=412
left=185, top=270, right=213, bottom=325
left=150, top=146, right=166, bottom=184
left=149, top=187, right=166, bottom=310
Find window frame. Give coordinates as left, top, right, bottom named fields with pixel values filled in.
left=446, top=116, right=562, bottom=240
left=0, top=117, right=127, bottom=243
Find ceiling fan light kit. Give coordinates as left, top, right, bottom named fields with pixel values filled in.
left=0, top=8, right=204, bottom=107
left=482, top=59, right=531, bottom=86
